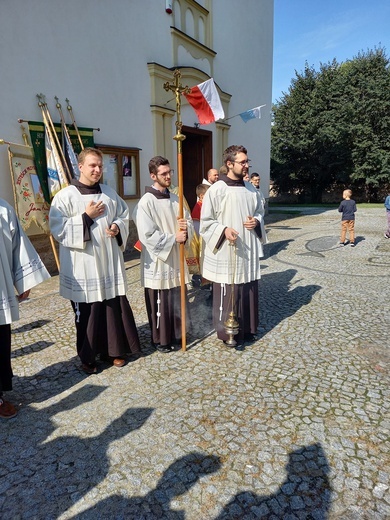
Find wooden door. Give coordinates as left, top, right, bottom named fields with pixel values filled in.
left=181, top=126, right=212, bottom=211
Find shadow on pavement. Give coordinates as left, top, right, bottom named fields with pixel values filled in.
left=215, top=443, right=332, bottom=519
left=0, top=385, right=153, bottom=519
left=11, top=340, right=55, bottom=359
left=72, top=451, right=222, bottom=519
left=11, top=319, right=51, bottom=334
left=258, top=269, right=321, bottom=338
left=262, top=239, right=293, bottom=260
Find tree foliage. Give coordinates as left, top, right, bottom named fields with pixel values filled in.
left=271, top=48, right=390, bottom=202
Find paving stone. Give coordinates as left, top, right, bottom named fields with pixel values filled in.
left=1, top=208, right=389, bottom=519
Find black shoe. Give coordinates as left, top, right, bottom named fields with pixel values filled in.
left=191, top=275, right=202, bottom=288
left=81, top=363, right=98, bottom=374
left=156, top=344, right=174, bottom=353
left=244, top=333, right=257, bottom=342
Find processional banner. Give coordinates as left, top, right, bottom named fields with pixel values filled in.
left=8, top=143, right=50, bottom=234
left=28, top=121, right=95, bottom=203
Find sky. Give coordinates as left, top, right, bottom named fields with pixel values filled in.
left=273, top=0, right=390, bottom=103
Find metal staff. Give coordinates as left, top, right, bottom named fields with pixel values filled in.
left=0, top=139, right=23, bottom=146
left=37, top=94, right=69, bottom=271
left=55, top=96, right=75, bottom=150
left=66, top=98, right=84, bottom=151
left=18, top=117, right=101, bottom=134
left=164, top=70, right=191, bottom=352
left=20, top=125, right=30, bottom=146
left=55, top=96, right=80, bottom=179
left=37, top=93, right=72, bottom=184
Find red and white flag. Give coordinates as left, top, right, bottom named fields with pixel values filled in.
left=184, top=78, right=224, bottom=125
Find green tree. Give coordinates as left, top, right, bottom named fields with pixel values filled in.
left=271, top=48, right=390, bottom=202
left=340, top=49, right=390, bottom=201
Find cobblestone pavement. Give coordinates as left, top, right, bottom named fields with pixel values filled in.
left=1, top=208, right=389, bottom=520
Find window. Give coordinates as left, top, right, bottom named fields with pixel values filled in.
left=96, top=145, right=141, bottom=199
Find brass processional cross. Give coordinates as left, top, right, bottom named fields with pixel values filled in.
left=163, top=70, right=191, bottom=351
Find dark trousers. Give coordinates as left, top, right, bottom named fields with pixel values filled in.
left=71, top=296, right=141, bottom=364
left=145, top=287, right=187, bottom=346
left=0, top=324, right=13, bottom=393
left=212, top=281, right=259, bottom=341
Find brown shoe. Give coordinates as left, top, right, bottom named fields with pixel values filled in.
left=0, top=398, right=18, bottom=419
left=112, top=357, right=126, bottom=368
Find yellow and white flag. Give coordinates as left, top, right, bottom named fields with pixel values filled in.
left=8, top=143, right=50, bottom=234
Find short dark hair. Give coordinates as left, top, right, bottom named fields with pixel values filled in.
left=148, top=156, right=170, bottom=174
left=250, top=172, right=260, bottom=179
left=223, top=145, right=247, bottom=166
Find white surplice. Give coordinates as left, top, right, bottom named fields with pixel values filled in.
left=49, top=185, right=129, bottom=303
left=0, top=198, right=50, bottom=325
left=200, top=179, right=267, bottom=284
left=132, top=188, right=194, bottom=290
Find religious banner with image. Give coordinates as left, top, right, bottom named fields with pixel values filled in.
left=8, top=143, right=50, bottom=233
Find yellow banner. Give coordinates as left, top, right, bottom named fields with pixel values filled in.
left=8, top=144, right=50, bottom=234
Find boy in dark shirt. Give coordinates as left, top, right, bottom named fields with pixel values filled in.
left=338, top=189, right=357, bottom=246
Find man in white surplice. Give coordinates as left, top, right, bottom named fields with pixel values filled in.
left=132, top=156, right=193, bottom=353
left=200, top=145, right=267, bottom=345
left=50, top=148, right=141, bottom=374
left=1, top=198, right=50, bottom=418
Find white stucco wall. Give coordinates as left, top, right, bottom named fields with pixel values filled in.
left=0, top=0, right=273, bottom=229
left=212, top=0, right=274, bottom=187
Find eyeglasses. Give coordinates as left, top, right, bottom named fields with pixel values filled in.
left=157, top=169, right=174, bottom=177
left=233, top=160, right=251, bottom=166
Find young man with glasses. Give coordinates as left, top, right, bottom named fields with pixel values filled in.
left=132, top=156, right=194, bottom=353
left=200, top=145, right=267, bottom=346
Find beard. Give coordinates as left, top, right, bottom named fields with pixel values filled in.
left=154, top=177, right=171, bottom=189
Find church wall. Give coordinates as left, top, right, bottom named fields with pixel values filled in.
left=0, top=0, right=274, bottom=264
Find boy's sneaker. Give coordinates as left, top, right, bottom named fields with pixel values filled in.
left=339, top=241, right=347, bottom=246
left=350, top=243, right=355, bottom=247
left=385, top=234, right=390, bottom=239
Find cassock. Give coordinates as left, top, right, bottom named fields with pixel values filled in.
left=49, top=181, right=140, bottom=363
left=132, top=187, right=194, bottom=346
left=0, top=198, right=50, bottom=392
left=200, top=178, right=267, bottom=342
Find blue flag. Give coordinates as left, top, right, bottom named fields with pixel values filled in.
left=239, top=105, right=265, bottom=123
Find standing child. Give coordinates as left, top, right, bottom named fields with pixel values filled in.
left=190, top=184, right=209, bottom=288
left=338, top=189, right=357, bottom=247
left=191, top=184, right=209, bottom=236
